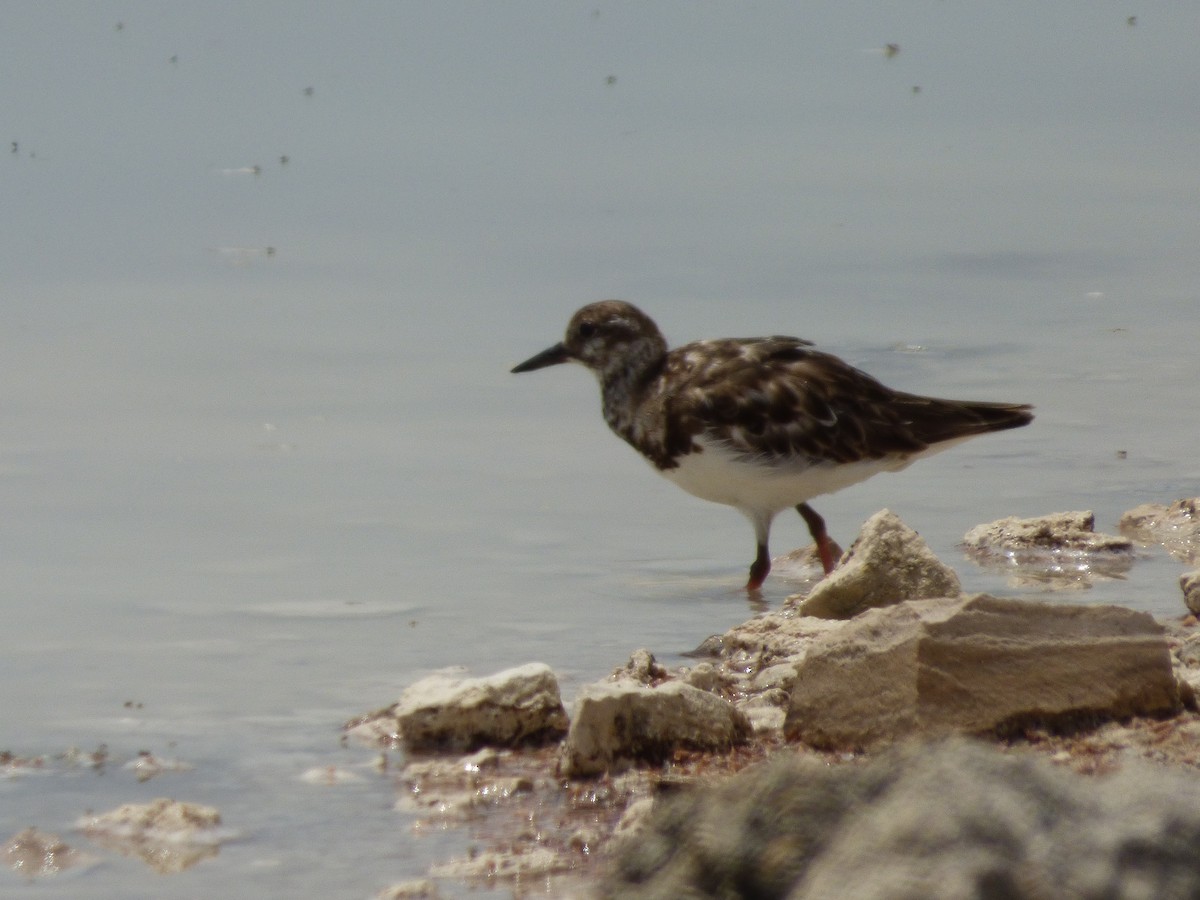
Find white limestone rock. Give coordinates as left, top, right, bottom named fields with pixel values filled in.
left=790, top=509, right=961, bottom=619
left=394, top=663, right=568, bottom=754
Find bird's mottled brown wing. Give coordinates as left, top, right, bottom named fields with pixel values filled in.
left=659, top=337, right=1024, bottom=466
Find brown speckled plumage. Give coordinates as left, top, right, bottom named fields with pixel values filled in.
left=513, top=300, right=1033, bottom=590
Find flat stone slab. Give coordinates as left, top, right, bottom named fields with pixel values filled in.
left=785, top=593, right=1180, bottom=749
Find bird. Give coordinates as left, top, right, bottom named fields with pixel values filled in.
left=511, top=300, right=1033, bottom=591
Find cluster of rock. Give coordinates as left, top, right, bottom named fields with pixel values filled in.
left=2, top=796, right=232, bottom=881
left=0, top=742, right=229, bottom=883
left=355, top=510, right=1187, bottom=767
left=355, top=501, right=1200, bottom=896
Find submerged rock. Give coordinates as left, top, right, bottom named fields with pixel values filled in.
left=122, top=751, right=193, bottom=783
left=428, top=846, right=574, bottom=885
left=769, top=539, right=844, bottom=581
left=789, top=509, right=961, bottom=619
left=563, top=679, right=751, bottom=777
left=353, top=663, right=569, bottom=754
left=375, top=879, right=442, bottom=899
left=963, top=510, right=1133, bottom=588
left=397, top=747, right=534, bottom=820
left=964, top=510, right=1130, bottom=552
left=3, top=827, right=89, bottom=878
left=1121, top=498, right=1200, bottom=564
left=785, top=593, right=1179, bottom=749
left=78, top=798, right=228, bottom=873
left=599, top=739, right=1200, bottom=900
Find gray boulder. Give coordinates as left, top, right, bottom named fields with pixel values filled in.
left=600, top=739, right=1200, bottom=900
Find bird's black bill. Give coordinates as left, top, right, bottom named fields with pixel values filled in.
left=511, top=342, right=571, bottom=373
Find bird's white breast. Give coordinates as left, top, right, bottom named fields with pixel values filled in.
left=657, top=437, right=921, bottom=518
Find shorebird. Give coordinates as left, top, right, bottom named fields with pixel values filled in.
left=512, top=301, right=1033, bottom=590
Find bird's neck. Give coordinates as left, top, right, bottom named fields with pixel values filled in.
left=597, top=341, right=668, bottom=463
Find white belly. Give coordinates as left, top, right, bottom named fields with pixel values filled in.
left=658, top=438, right=934, bottom=518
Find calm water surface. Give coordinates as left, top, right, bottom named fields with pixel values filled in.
left=2, top=3, right=1197, bottom=896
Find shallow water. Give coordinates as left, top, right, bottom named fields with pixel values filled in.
left=2, top=3, right=1198, bottom=896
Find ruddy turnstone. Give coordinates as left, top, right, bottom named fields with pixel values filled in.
left=512, top=301, right=1033, bottom=590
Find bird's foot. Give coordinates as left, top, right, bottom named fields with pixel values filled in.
left=746, top=544, right=770, bottom=591
left=816, top=534, right=837, bottom=575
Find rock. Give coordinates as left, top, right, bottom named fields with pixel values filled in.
left=789, top=509, right=961, bottom=619
left=390, top=663, right=568, bottom=754
left=376, top=879, right=442, bottom=899
left=123, top=751, right=193, bottom=783
left=298, top=765, right=366, bottom=785
left=785, top=593, right=1180, bottom=749
left=612, top=649, right=669, bottom=685
left=563, top=680, right=751, bottom=777
left=80, top=797, right=221, bottom=835
left=3, top=827, right=88, bottom=877
left=1182, top=570, right=1200, bottom=616
left=599, top=738, right=1200, bottom=900
left=710, top=610, right=842, bottom=666
left=964, top=510, right=1127, bottom=552
left=770, top=539, right=844, bottom=579
left=611, top=796, right=657, bottom=843
left=681, top=661, right=726, bottom=693
left=397, top=747, right=534, bottom=819
left=737, top=691, right=790, bottom=735
left=78, top=798, right=228, bottom=873
left=429, top=846, right=573, bottom=883
left=1121, top=498, right=1200, bottom=564
left=963, top=511, right=1134, bottom=588
left=1169, top=647, right=1200, bottom=711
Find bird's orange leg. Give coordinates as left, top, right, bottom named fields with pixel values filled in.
left=797, top=502, right=836, bottom=575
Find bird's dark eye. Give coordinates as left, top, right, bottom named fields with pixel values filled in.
left=577, top=322, right=596, bottom=339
